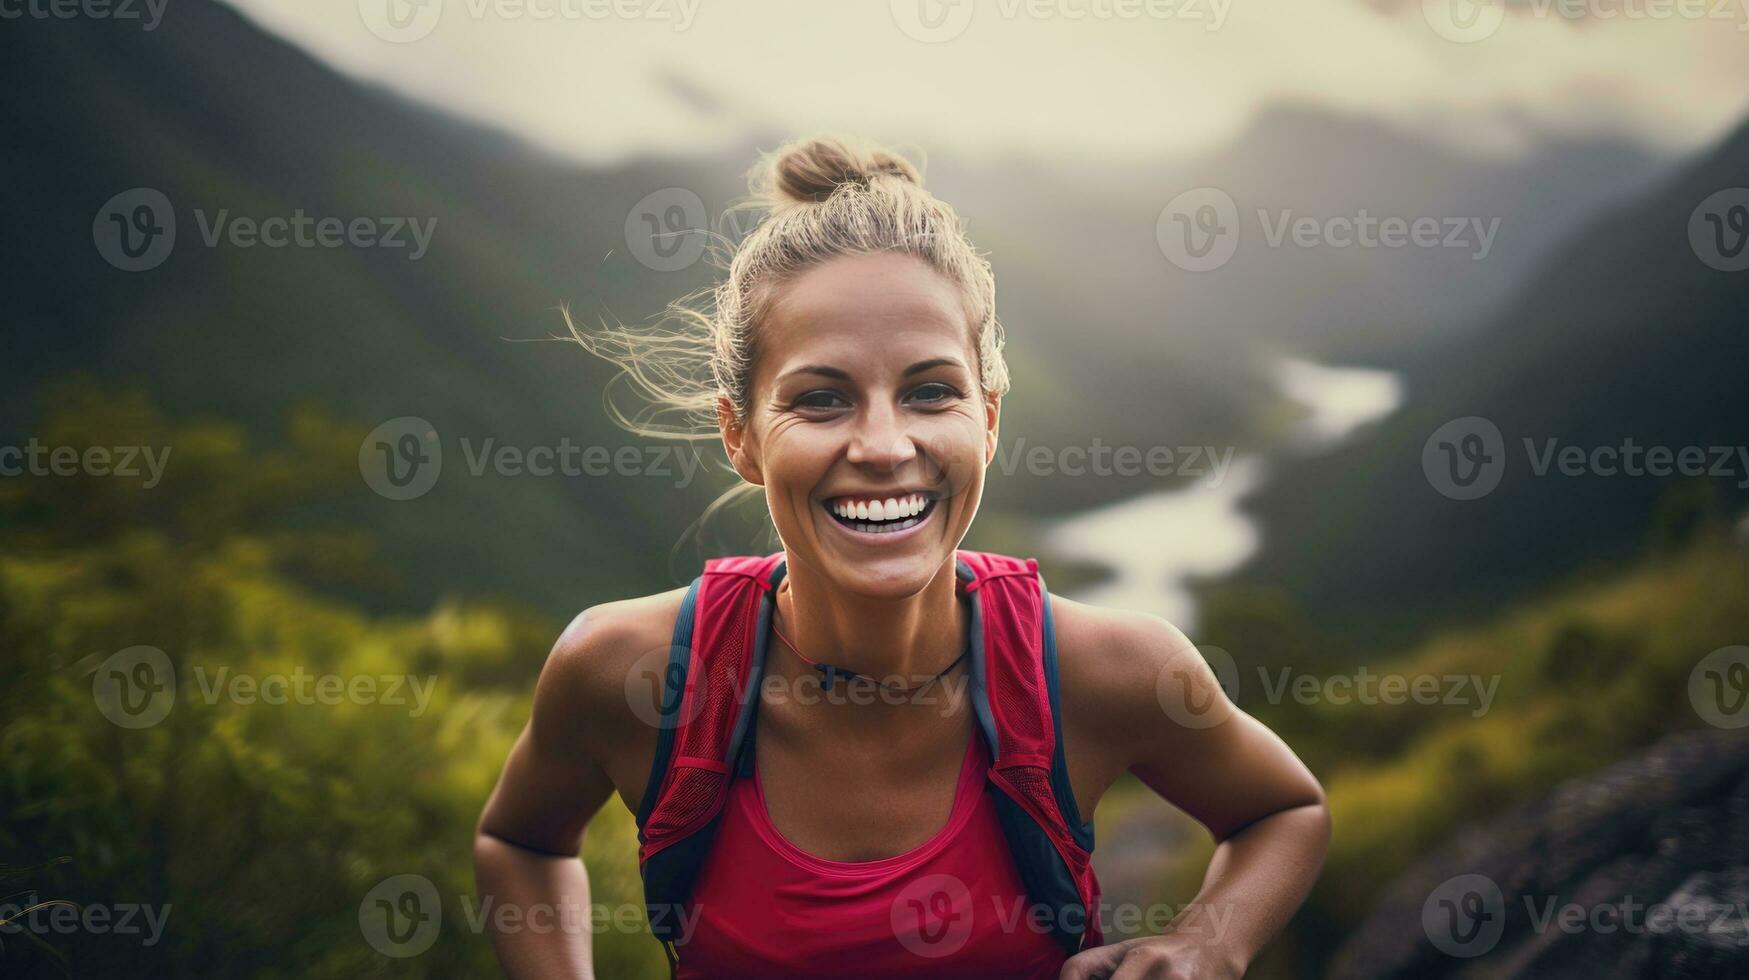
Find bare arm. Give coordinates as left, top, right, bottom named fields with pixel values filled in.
left=1059, top=611, right=1331, bottom=979
left=472, top=608, right=628, bottom=980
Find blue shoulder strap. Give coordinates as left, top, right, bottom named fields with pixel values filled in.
left=635, top=576, right=702, bottom=827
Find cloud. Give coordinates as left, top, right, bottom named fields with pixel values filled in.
left=227, top=0, right=1749, bottom=164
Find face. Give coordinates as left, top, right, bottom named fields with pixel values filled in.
left=720, top=251, right=999, bottom=599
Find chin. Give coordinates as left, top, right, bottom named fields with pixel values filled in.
left=820, top=550, right=950, bottom=600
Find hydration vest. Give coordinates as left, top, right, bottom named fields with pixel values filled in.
left=633, top=550, right=1103, bottom=974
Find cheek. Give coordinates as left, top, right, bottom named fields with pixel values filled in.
left=913, top=412, right=991, bottom=485
left=758, top=418, right=836, bottom=487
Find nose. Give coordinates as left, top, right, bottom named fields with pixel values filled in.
left=845, top=400, right=918, bottom=471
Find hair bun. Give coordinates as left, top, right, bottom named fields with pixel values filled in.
left=757, top=136, right=922, bottom=207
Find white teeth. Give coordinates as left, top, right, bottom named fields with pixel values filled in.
left=828, top=493, right=935, bottom=528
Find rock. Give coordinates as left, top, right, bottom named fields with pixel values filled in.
left=1330, top=728, right=1749, bottom=979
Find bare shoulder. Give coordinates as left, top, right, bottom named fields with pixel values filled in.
left=533, top=586, right=691, bottom=745
left=1048, top=592, right=1221, bottom=759
left=1049, top=592, right=1201, bottom=696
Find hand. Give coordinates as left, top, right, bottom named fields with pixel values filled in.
left=1058, top=934, right=1245, bottom=980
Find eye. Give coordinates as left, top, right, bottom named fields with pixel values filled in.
left=907, top=382, right=960, bottom=405
left=793, top=389, right=850, bottom=411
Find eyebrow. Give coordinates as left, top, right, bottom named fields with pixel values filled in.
left=777, top=357, right=966, bottom=383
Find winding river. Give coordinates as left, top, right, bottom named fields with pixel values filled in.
left=1044, top=358, right=1403, bottom=630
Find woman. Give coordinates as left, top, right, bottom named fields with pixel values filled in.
left=473, top=136, right=1330, bottom=979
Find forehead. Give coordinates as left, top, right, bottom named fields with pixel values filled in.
left=759, top=251, right=974, bottom=366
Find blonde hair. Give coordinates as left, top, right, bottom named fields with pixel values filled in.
left=565, top=135, right=1011, bottom=440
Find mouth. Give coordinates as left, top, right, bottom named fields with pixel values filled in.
left=822, top=490, right=940, bottom=538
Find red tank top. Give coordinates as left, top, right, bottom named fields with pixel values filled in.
left=675, top=724, right=1071, bottom=978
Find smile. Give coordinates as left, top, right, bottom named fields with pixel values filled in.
left=823, top=491, right=939, bottom=536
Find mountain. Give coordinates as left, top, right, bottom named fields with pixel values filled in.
left=2, top=0, right=789, bottom=612
left=942, top=105, right=1671, bottom=365
left=0, top=0, right=1679, bottom=618
left=1228, top=114, right=1749, bottom=640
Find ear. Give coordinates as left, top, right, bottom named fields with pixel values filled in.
left=718, top=395, right=764, bottom=486
left=982, top=391, right=1001, bottom=467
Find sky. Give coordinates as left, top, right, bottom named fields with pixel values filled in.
left=225, top=0, right=1749, bottom=166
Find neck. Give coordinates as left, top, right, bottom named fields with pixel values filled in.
left=774, top=553, right=967, bottom=686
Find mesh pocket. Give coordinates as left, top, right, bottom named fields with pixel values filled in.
left=644, top=765, right=724, bottom=843
left=999, top=764, right=1058, bottom=819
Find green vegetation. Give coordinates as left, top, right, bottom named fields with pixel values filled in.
left=1161, top=524, right=1749, bottom=977
left=7, top=386, right=1743, bottom=978
left=0, top=388, right=660, bottom=978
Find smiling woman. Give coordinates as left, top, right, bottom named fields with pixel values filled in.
left=472, top=136, right=1332, bottom=980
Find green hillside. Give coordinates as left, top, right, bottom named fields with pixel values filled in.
left=1233, top=116, right=1749, bottom=644
left=1158, top=524, right=1749, bottom=976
